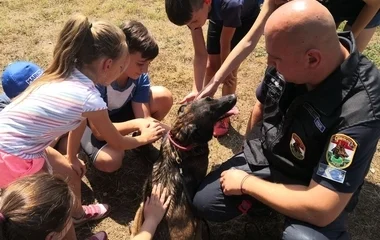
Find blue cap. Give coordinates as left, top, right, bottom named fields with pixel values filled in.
left=1, top=61, right=43, bottom=99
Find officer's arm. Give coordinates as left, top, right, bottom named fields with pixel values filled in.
left=241, top=177, right=352, bottom=227
left=240, top=123, right=380, bottom=227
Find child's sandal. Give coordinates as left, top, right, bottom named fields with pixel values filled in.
left=73, top=203, right=111, bottom=226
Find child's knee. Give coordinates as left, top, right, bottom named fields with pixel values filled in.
left=151, top=86, right=173, bottom=116
left=94, top=151, right=124, bottom=173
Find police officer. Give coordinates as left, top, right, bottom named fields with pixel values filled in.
left=192, top=0, right=380, bottom=239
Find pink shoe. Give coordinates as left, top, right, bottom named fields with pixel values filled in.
left=86, top=231, right=108, bottom=240
left=213, top=117, right=230, bottom=137
left=73, top=203, right=111, bottom=226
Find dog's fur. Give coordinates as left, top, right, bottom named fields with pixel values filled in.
left=130, top=95, right=237, bottom=240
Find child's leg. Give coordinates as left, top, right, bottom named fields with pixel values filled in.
left=45, top=146, right=84, bottom=219
left=93, top=145, right=124, bottom=173
left=205, top=54, right=221, bottom=86
left=206, top=20, right=223, bottom=87
left=81, top=126, right=124, bottom=173
left=222, top=68, right=239, bottom=96
left=149, top=86, right=173, bottom=121
left=344, top=24, right=376, bottom=52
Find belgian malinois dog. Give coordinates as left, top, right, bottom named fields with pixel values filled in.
left=130, top=94, right=237, bottom=240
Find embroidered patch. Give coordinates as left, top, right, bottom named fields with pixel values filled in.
left=290, top=133, right=305, bottom=160
left=316, top=162, right=346, bottom=183
left=326, top=134, right=357, bottom=169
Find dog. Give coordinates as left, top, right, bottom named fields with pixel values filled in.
left=130, top=94, right=237, bottom=240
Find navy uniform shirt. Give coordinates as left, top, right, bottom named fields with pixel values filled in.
left=244, top=32, right=380, bottom=209
left=208, top=0, right=259, bottom=28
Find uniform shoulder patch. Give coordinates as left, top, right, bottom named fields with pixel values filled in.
left=326, top=134, right=357, bottom=169
left=290, top=133, right=305, bottom=160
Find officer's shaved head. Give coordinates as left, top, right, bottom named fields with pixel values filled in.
left=263, top=0, right=347, bottom=88
left=265, top=0, right=338, bottom=51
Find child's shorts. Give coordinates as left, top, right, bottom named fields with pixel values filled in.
left=321, top=0, right=380, bottom=28
left=81, top=102, right=135, bottom=163
left=206, top=7, right=260, bottom=55
left=0, top=150, right=45, bottom=188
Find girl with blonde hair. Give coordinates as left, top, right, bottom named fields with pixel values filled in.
left=0, top=13, right=165, bottom=235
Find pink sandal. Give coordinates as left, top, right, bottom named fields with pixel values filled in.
left=86, top=231, right=108, bottom=240
left=73, top=203, right=111, bottom=226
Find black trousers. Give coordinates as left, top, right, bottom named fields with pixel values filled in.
left=193, top=153, right=350, bottom=240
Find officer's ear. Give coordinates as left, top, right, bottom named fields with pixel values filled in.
left=305, top=49, right=321, bottom=69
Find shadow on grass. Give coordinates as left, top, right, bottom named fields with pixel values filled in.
left=217, top=125, right=244, bottom=154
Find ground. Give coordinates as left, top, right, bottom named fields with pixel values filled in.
left=0, top=0, right=379, bottom=239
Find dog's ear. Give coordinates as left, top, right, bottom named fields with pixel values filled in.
left=177, top=104, right=188, bottom=116
left=184, top=123, right=213, bottom=144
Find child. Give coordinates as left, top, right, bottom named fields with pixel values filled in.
left=0, top=13, right=165, bottom=230
left=81, top=20, right=173, bottom=173
left=165, top=0, right=260, bottom=137
left=0, top=173, right=104, bottom=240
left=0, top=61, right=43, bottom=111
left=0, top=173, right=170, bottom=240
left=318, top=0, right=380, bottom=52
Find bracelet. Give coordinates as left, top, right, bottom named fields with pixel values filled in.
left=240, top=175, right=251, bottom=194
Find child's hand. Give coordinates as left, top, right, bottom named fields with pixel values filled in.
left=68, top=155, right=86, bottom=178
left=180, top=91, right=198, bottom=104
left=143, top=184, right=171, bottom=226
left=140, top=122, right=165, bottom=144
left=137, top=118, right=159, bottom=132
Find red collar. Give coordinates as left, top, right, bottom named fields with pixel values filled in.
left=167, top=132, right=193, bottom=151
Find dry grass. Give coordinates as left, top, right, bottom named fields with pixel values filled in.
left=0, top=0, right=379, bottom=239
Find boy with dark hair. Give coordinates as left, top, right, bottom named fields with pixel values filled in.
left=165, top=0, right=260, bottom=137
left=81, top=20, right=173, bottom=173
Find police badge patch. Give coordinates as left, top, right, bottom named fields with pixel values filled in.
left=290, top=133, right=305, bottom=160
left=326, top=134, right=357, bottom=169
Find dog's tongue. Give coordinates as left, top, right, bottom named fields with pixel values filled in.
left=221, top=106, right=239, bottom=119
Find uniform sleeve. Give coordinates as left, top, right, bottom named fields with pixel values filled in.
left=221, top=0, right=242, bottom=28
left=82, top=87, right=107, bottom=112
left=132, top=74, right=151, bottom=103
left=312, top=121, right=380, bottom=193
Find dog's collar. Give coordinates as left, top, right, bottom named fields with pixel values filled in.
left=167, top=132, right=193, bottom=151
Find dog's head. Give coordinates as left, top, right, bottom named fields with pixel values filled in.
left=169, top=94, right=237, bottom=147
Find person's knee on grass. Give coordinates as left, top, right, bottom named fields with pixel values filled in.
left=93, top=146, right=124, bottom=173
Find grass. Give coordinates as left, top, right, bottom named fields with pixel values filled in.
left=0, top=0, right=380, bottom=239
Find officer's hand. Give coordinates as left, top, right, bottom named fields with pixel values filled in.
left=220, top=169, right=249, bottom=196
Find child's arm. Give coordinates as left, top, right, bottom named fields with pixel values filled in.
left=83, top=110, right=165, bottom=150
left=67, top=120, right=87, bottom=177
left=89, top=118, right=147, bottom=141
left=132, top=102, right=171, bottom=132
left=350, top=0, right=380, bottom=38
left=180, top=28, right=208, bottom=103
left=195, top=0, right=281, bottom=99
left=132, top=184, right=171, bottom=240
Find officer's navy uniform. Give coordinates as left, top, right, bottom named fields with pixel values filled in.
left=193, top=32, right=380, bottom=239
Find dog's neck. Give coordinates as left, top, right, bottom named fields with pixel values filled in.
left=167, top=131, right=193, bottom=151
